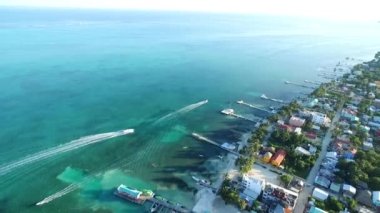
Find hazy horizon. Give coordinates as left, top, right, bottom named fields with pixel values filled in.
left=1, top=0, right=380, bottom=21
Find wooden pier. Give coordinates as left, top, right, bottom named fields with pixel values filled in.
left=146, top=197, right=190, bottom=213
left=284, top=80, right=316, bottom=89
left=191, top=132, right=241, bottom=157
left=236, top=100, right=274, bottom=114
left=221, top=109, right=260, bottom=123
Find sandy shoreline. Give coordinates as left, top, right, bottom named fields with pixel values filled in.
left=192, top=132, right=251, bottom=213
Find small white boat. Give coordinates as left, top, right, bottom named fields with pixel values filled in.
left=192, top=176, right=200, bottom=182
left=221, top=109, right=234, bottom=115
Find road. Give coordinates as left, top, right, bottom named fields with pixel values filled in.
left=293, top=108, right=342, bottom=213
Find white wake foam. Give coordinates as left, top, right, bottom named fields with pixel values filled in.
left=0, top=129, right=134, bottom=176
left=36, top=183, right=79, bottom=206
left=155, top=100, right=208, bottom=124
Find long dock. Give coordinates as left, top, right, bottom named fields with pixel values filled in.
left=147, top=197, right=190, bottom=213
left=221, top=109, right=260, bottom=123
left=260, top=94, right=285, bottom=103
left=236, top=100, right=274, bottom=114
left=191, top=132, right=241, bottom=157
left=304, top=80, right=321, bottom=85
left=285, top=80, right=316, bottom=89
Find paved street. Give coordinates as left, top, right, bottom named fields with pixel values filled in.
left=293, top=108, right=342, bottom=213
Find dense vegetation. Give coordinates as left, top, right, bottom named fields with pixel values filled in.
left=219, top=178, right=247, bottom=210
left=269, top=130, right=318, bottom=177
left=280, top=174, right=293, bottom=186
left=237, top=123, right=268, bottom=173
left=278, top=101, right=300, bottom=117
left=335, top=150, right=380, bottom=190
left=314, top=197, right=357, bottom=213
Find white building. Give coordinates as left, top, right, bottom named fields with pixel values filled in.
left=372, top=191, right=380, bottom=207
left=342, top=184, right=357, bottom=197
left=312, top=188, right=329, bottom=201
left=312, top=112, right=331, bottom=126
left=241, top=176, right=265, bottom=201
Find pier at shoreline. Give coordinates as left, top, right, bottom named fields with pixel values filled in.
left=285, top=80, right=316, bottom=89
left=220, top=108, right=260, bottom=123
left=191, top=132, right=241, bottom=157
left=236, top=100, right=274, bottom=114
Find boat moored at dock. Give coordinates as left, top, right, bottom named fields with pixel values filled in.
left=114, top=184, right=154, bottom=204
left=221, top=108, right=234, bottom=115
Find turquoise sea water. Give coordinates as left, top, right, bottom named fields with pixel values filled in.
left=1, top=8, right=380, bottom=212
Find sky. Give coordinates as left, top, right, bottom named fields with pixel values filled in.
left=1, top=0, right=380, bottom=21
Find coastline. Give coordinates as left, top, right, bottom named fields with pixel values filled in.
left=192, top=132, right=251, bottom=213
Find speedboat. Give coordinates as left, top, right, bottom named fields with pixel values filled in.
left=119, top=129, right=135, bottom=134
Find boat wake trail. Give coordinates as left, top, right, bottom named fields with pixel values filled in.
left=0, top=129, right=134, bottom=176
left=154, top=100, right=208, bottom=124
left=36, top=183, right=79, bottom=206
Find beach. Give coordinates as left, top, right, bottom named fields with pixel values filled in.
left=193, top=133, right=251, bottom=213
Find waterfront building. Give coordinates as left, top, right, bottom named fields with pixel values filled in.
left=241, top=176, right=265, bottom=203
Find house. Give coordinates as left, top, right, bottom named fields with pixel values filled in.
left=289, top=116, right=306, bottom=127
left=289, top=179, right=304, bottom=193
left=308, top=206, right=328, bottom=213
left=363, top=141, right=374, bottom=151
left=368, top=121, right=380, bottom=129
left=273, top=203, right=293, bottom=213
left=355, top=190, right=373, bottom=207
left=326, top=152, right=337, bottom=159
left=329, top=182, right=341, bottom=193
left=262, top=152, right=273, bottom=163
left=314, top=175, right=331, bottom=188
left=294, top=127, right=302, bottom=135
left=342, top=184, right=357, bottom=197
left=311, top=112, right=331, bottom=126
left=271, top=150, right=286, bottom=167
left=306, top=132, right=317, bottom=140
left=369, top=82, right=377, bottom=88
left=308, top=99, right=319, bottom=108
left=373, top=99, right=380, bottom=108
left=312, top=188, right=329, bottom=201
left=241, top=176, right=265, bottom=202
left=368, top=92, right=375, bottom=99
left=372, top=191, right=380, bottom=207
left=341, top=109, right=359, bottom=122
left=279, top=124, right=293, bottom=132
left=295, top=147, right=311, bottom=156
left=262, top=183, right=298, bottom=209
